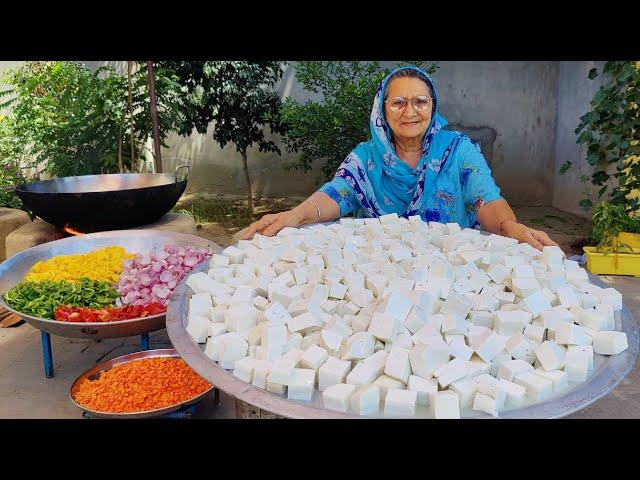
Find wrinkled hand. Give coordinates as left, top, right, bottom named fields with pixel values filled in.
left=240, top=210, right=303, bottom=240
left=503, top=221, right=559, bottom=251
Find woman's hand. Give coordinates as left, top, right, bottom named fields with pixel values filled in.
left=502, top=220, right=559, bottom=251
left=240, top=210, right=303, bottom=240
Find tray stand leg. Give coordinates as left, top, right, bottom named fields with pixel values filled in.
left=41, top=331, right=54, bottom=378
left=140, top=333, right=150, bottom=351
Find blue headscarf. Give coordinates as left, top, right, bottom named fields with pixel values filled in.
left=333, top=65, right=464, bottom=219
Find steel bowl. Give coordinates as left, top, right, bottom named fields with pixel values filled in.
left=70, top=348, right=214, bottom=419
left=16, top=166, right=190, bottom=232
left=0, top=229, right=220, bottom=339
left=166, top=252, right=639, bottom=419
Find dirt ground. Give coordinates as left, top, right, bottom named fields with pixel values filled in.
left=174, top=194, right=591, bottom=255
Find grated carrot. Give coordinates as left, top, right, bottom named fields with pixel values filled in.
left=73, top=357, right=211, bottom=413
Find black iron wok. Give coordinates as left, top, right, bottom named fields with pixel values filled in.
left=15, top=165, right=190, bottom=232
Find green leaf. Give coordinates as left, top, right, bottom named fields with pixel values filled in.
left=559, top=161, right=572, bottom=175
left=580, top=199, right=594, bottom=210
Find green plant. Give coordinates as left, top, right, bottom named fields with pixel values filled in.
left=559, top=62, right=640, bottom=213
left=281, top=61, right=438, bottom=183
left=590, top=201, right=634, bottom=253
left=0, top=61, right=185, bottom=178
left=158, top=62, right=287, bottom=215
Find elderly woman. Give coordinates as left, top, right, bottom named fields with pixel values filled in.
left=242, top=65, right=558, bottom=250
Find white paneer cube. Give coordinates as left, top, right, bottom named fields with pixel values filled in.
left=407, top=375, right=437, bottom=406
left=373, top=375, right=406, bottom=401
left=557, top=286, right=580, bottom=308
left=449, top=337, right=474, bottom=361
left=534, top=341, right=567, bottom=371
left=475, top=332, right=507, bottom=363
left=222, top=245, right=246, bottom=264
left=320, top=328, right=343, bottom=353
left=266, top=380, right=287, bottom=395
left=524, top=323, right=546, bottom=344
left=473, top=392, right=500, bottom=417
left=565, top=348, right=590, bottom=382
left=384, top=389, right=418, bottom=416
left=411, top=323, right=440, bottom=345
left=435, top=358, right=468, bottom=388
left=600, top=288, right=623, bottom=311
left=384, top=348, right=412, bottom=383
left=378, top=292, right=413, bottom=324
left=187, top=314, right=210, bottom=343
left=511, top=278, right=541, bottom=298
left=208, top=322, right=227, bottom=338
left=577, top=308, right=609, bottom=332
left=497, top=359, right=534, bottom=381
left=264, top=301, right=291, bottom=325
left=323, top=384, right=357, bottom=412
left=534, top=368, right=569, bottom=394
left=542, top=245, right=564, bottom=265
left=493, top=310, right=530, bottom=336
left=514, top=372, right=553, bottom=402
left=409, top=343, right=450, bottom=379
left=300, top=344, right=329, bottom=370
left=233, top=357, right=257, bottom=383
left=521, top=291, right=552, bottom=318
left=346, top=362, right=380, bottom=386
left=218, top=337, right=249, bottom=369
left=592, top=331, right=628, bottom=355
left=554, top=323, right=588, bottom=346
left=287, top=368, right=316, bottom=401
left=495, top=379, right=527, bottom=409
left=487, top=264, right=510, bottom=284
left=450, top=378, right=478, bottom=409
left=342, top=332, right=375, bottom=360
left=224, top=304, right=258, bottom=335
left=319, top=356, right=352, bottom=391
left=350, top=384, right=380, bottom=416
left=568, top=345, right=594, bottom=371
left=251, top=360, right=272, bottom=389
left=507, top=333, right=537, bottom=363
left=430, top=391, right=461, bottom=419
left=289, top=312, right=324, bottom=334
left=368, top=312, right=398, bottom=342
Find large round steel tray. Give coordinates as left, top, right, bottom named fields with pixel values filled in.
left=167, top=261, right=639, bottom=419
left=0, top=230, right=218, bottom=340
left=70, top=348, right=214, bottom=418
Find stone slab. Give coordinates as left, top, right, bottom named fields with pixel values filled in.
left=0, top=208, right=31, bottom=261
left=5, top=213, right=197, bottom=259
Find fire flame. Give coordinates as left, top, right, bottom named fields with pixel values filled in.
left=63, top=225, right=85, bottom=236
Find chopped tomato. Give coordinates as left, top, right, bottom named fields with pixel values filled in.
left=54, top=303, right=166, bottom=323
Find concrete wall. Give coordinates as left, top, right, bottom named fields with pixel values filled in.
left=421, top=61, right=559, bottom=206
left=553, top=61, right=605, bottom=218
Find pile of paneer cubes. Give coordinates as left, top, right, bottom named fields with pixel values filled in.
left=185, top=214, right=629, bottom=418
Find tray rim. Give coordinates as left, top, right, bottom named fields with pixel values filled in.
left=69, top=348, right=214, bottom=419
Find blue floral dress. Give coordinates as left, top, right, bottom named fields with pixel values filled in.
left=318, top=66, right=503, bottom=229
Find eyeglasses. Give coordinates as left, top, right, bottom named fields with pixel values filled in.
left=384, top=95, right=432, bottom=113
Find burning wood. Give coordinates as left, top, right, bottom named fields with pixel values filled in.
left=63, top=225, right=85, bottom=236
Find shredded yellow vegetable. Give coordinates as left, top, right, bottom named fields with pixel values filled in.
left=24, top=246, right=135, bottom=284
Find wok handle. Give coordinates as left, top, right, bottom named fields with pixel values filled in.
left=175, top=164, right=190, bottom=183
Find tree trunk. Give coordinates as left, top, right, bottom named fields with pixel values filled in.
left=146, top=61, right=163, bottom=173
left=127, top=61, right=135, bottom=167
left=241, top=149, right=254, bottom=215
left=117, top=108, right=125, bottom=173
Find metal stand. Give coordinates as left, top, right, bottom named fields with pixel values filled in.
left=40, top=332, right=54, bottom=378
left=40, top=331, right=152, bottom=378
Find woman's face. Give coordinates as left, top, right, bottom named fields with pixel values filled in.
left=383, top=76, right=433, bottom=145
